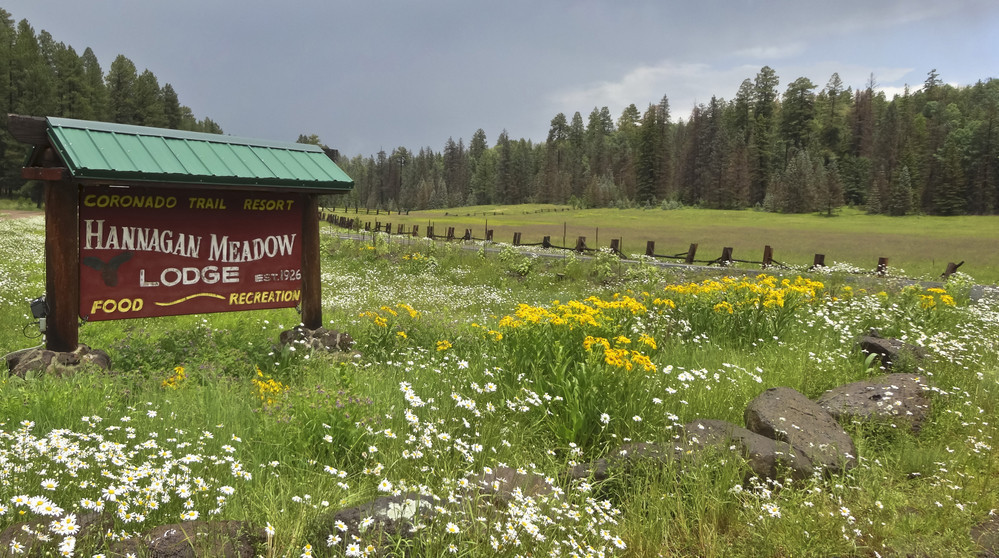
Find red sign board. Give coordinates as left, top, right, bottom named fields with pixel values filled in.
left=79, top=186, right=303, bottom=321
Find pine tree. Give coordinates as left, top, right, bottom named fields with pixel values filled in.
left=106, top=54, right=138, bottom=124
left=887, top=165, right=912, bottom=216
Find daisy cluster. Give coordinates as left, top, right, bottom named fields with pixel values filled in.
left=0, top=406, right=251, bottom=555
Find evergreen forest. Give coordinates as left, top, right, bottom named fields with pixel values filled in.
left=0, top=10, right=222, bottom=201
left=337, top=68, right=999, bottom=217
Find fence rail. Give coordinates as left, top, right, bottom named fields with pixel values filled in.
left=318, top=210, right=966, bottom=280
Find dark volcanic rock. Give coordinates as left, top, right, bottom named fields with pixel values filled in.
left=683, top=418, right=815, bottom=480
left=9, top=344, right=110, bottom=377
left=111, top=520, right=263, bottom=558
left=745, top=387, right=856, bottom=475
left=472, top=465, right=555, bottom=504
left=816, top=373, right=931, bottom=432
left=857, top=331, right=929, bottom=370
left=326, top=494, right=436, bottom=544
left=280, top=325, right=354, bottom=352
left=566, top=441, right=680, bottom=482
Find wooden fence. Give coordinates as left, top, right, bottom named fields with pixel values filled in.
left=318, top=211, right=965, bottom=280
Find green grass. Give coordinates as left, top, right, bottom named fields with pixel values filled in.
left=330, top=205, right=999, bottom=283
left=2, top=214, right=999, bottom=556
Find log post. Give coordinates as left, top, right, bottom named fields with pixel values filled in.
left=301, top=193, right=322, bottom=330
left=812, top=254, right=825, bottom=269
left=646, top=240, right=655, bottom=257
left=575, top=236, right=586, bottom=252
left=45, top=181, right=80, bottom=352
left=542, top=236, right=551, bottom=248
left=685, top=243, right=698, bottom=265
left=942, top=261, right=963, bottom=279
left=513, top=232, right=521, bottom=245
left=762, top=245, right=773, bottom=268
left=877, top=257, right=889, bottom=276
left=485, top=229, right=493, bottom=242
left=610, top=238, right=620, bottom=254
left=721, top=247, right=733, bottom=265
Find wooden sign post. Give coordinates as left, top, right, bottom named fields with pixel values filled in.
left=10, top=115, right=353, bottom=353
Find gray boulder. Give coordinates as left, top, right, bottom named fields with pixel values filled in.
left=0, top=511, right=112, bottom=556
left=471, top=465, right=554, bottom=504
left=683, top=418, right=815, bottom=480
left=857, top=330, right=929, bottom=370
left=279, top=325, right=354, bottom=352
left=8, top=344, right=110, bottom=377
left=111, top=520, right=263, bottom=558
left=745, top=387, right=857, bottom=475
left=566, top=441, right=680, bottom=482
left=816, top=373, right=931, bottom=432
left=325, top=494, right=436, bottom=545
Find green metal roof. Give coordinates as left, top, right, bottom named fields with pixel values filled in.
left=44, top=117, right=354, bottom=192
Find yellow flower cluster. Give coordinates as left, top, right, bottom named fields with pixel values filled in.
left=663, top=274, right=825, bottom=311
left=497, top=293, right=645, bottom=330
left=161, top=366, right=186, bottom=390
left=436, top=340, right=453, bottom=351
left=583, top=335, right=657, bottom=372
left=251, top=367, right=288, bottom=408
left=471, top=323, right=504, bottom=341
left=359, top=310, right=388, bottom=328
left=360, top=303, right=421, bottom=328
left=919, top=287, right=956, bottom=309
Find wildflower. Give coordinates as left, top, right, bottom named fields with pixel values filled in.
left=40, top=478, right=59, bottom=491
left=265, top=522, right=275, bottom=536
left=600, top=413, right=610, bottom=424
left=446, top=522, right=460, bottom=534
left=378, top=479, right=393, bottom=493
left=437, top=340, right=453, bottom=351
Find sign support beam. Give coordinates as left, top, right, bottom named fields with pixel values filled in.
left=301, top=193, right=322, bottom=329
left=45, top=181, right=80, bottom=352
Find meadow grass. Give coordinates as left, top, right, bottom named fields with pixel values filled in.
left=331, top=205, right=999, bottom=284
left=1, top=214, right=998, bottom=556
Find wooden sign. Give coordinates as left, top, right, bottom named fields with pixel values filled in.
left=79, top=186, right=303, bottom=321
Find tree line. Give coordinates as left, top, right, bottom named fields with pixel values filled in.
left=334, top=68, right=999, bottom=216
left=0, top=9, right=222, bottom=199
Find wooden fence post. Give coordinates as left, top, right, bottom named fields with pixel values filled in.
left=575, top=236, right=586, bottom=252
left=762, top=245, right=773, bottom=268
left=513, top=232, right=521, bottom=245
left=426, top=225, right=434, bottom=239
left=942, top=261, right=963, bottom=279
left=486, top=229, right=493, bottom=242
left=646, top=241, right=655, bottom=257
left=685, top=243, right=698, bottom=265
left=446, top=227, right=455, bottom=241
left=877, top=257, right=889, bottom=276
left=463, top=229, right=471, bottom=241
left=542, top=236, right=551, bottom=248
left=721, top=247, right=733, bottom=265
left=812, top=254, right=825, bottom=270
left=610, top=238, right=620, bottom=254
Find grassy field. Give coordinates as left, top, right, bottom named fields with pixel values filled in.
left=326, top=205, right=999, bottom=283
left=1, top=212, right=999, bottom=556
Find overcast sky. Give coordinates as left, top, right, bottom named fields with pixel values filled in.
left=5, top=1, right=998, bottom=156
